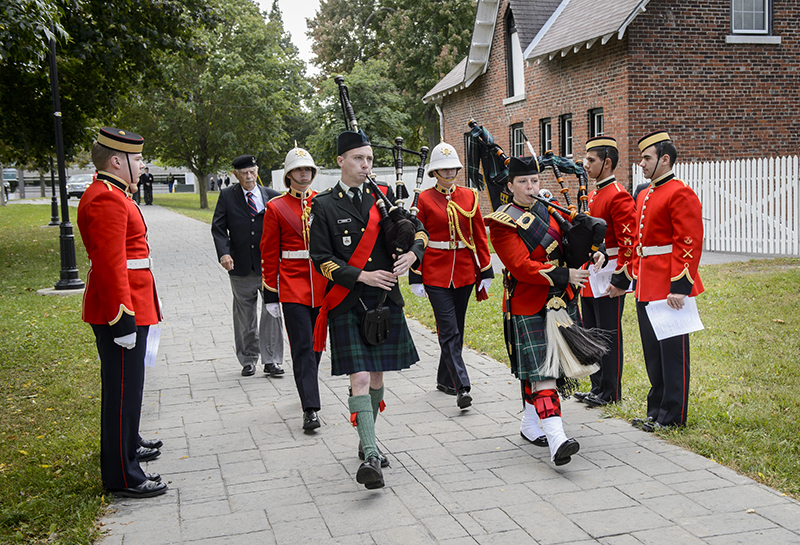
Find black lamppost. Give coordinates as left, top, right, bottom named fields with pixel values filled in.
left=48, top=25, right=84, bottom=290
left=48, top=157, right=60, bottom=226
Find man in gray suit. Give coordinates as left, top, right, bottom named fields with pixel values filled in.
left=212, top=154, right=285, bottom=377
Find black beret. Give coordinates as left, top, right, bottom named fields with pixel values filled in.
left=337, top=130, right=370, bottom=156
left=507, top=156, right=540, bottom=178
left=232, top=155, right=258, bottom=169
left=97, top=127, right=143, bottom=153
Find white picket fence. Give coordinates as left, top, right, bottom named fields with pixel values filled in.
left=632, top=156, right=799, bottom=256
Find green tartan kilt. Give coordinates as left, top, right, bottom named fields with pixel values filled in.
left=329, top=290, right=419, bottom=375
left=507, top=299, right=580, bottom=382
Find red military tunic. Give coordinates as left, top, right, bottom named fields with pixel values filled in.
left=413, top=183, right=493, bottom=288
left=78, top=171, right=161, bottom=336
left=582, top=176, right=637, bottom=296
left=632, top=171, right=704, bottom=301
left=485, top=203, right=571, bottom=316
left=261, top=187, right=327, bottom=307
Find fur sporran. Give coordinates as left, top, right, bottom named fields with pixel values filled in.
left=543, top=297, right=605, bottom=379
left=360, top=292, right=390, bottom=346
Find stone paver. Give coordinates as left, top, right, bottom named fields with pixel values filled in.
left=97, top=205, right=800, bottom=544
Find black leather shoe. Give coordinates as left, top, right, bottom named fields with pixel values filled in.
left=642, top=421, right=669, bottom=433
left=241, top=364, right=256, bottom=377
left=263, top=362, right=285, bottom=376
left=137, top=446, right=161, bottom=462
left=139, top=437, right=163, bottom=449
left=553, top=438, right=580, bottom=466
left=631, top=416, right=654, bottom=429
left=573, top=391, right=593, bottom=402
left=436, top=383, right=457, bottom=396
left=144, top=472, right=162, bottom=483
left=356, top=457, right=384, bottom=489
left=110, top=479, right=167, bottom=498
left=456, top=388, right=472, bottom=409
left=358, top=442, right=389, bottom=467
left=302, top=409, right=321, bottom=431
left=584, top=394, right=612, bottom=407
left=520, top=431, right=548, bottom=447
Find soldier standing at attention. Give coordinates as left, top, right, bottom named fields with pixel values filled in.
left=77, top=127, right=166, bottom=498
left=261, top=147, right=328, bottom=431
left=309, top=129, right=427, bottom=489
left=631, top=131, right=704, bottom=432
left=575, top=136, right=637, bottom=407
left=409, top=142, right=493, bottom=410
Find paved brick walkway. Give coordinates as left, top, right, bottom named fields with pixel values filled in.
left=98, top=205, right=800, bottom=544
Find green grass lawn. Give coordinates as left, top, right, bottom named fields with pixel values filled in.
left=400, top=257, right=800, bottom=499
left=0, top=205, right=103, bottom=544
left=153, top=192, right=218, bottom=223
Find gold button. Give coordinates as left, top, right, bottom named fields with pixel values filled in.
left=361, top=228, right=365, bottom=232
left=344, top=230, right=348, bottom=234
left=368, top=257, right=372, bottom=262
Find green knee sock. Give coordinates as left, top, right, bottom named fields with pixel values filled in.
left=369, top=386, right=384, bottom=423
left=349, top=395, right=378, bottom=461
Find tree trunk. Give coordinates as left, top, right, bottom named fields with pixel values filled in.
left=39, top=170, right=46, bottom=197
left=197, top=169, right=208, bottom=209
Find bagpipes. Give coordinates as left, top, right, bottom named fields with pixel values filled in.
left=467, top=119, right=607, bottom=269
left=334, top=75, right=420, bottom=256
left=370, top=137, right=430, bottom=215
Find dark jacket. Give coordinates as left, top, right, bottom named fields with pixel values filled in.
left=212, top=183, right=280, bottom=276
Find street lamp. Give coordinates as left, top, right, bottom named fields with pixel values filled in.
left=48, top=24, right=84, bottom=290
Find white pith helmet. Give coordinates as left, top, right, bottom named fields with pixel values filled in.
left=426, top=142, right=463, bottom=177
left=283, top=147, right=318, bottom=187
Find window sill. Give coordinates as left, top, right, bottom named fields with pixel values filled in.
left=503, top=93, right=526, bottom=106
left=726, top=34, right=781, bottom=44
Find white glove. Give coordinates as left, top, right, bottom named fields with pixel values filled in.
left=479, top=278, right=492, bottom=293
left=410, top=283, right=426, bottom=297
left=266, top=303, right=281, bottom=318
left=114, top=332, right=137, bottom=350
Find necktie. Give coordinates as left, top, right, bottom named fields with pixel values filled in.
left=246, top=191, right=258, bottom=216
left=349, top=187, right=362, bottom=214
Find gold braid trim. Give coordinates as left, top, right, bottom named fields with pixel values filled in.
left=301, top=202, right=312, bottom=249
left=445, top=189, right=478, bottom=252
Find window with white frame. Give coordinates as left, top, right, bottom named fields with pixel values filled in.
left=540, top=119, right=552, bottom=156
left=732, top=0, right=769, bottom=34
left=511, top=123, right=525, bottom=156
left=589, top=108, right=604, bottom=138
left=560, top=115, right=573, bottom=158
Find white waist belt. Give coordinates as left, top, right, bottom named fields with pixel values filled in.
left=281, top=250, right=309, bottom=259
left=606, top=247, right=619, bottom=257
left=127, top=257, right=153, bottom=269
left=637, top=244, right=672, bottom=257
left=428, top=240, right=467, bottom=250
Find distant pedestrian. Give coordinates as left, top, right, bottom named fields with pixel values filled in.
left=140, top=167, right=154, bottom=205
left=211, top=154, right=285, bottom=377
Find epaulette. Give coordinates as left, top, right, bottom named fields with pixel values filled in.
left=485, top=204, right=518, bottom=228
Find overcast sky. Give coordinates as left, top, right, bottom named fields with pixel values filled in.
left=258, top=0, right=321, bottom=76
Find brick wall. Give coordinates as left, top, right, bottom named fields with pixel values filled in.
left=435, top=0, right=800, bottom=210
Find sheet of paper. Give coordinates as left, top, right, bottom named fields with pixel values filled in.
left=144, top=326, right=161, bottom=368
left=645, top=297, right=704, bottom=341
left=588, top=257, right=616, bottom=297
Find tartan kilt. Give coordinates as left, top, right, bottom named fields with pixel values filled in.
left=329, top=290, right=419, bottom=375
left=509, top=299, right=580, bottom=382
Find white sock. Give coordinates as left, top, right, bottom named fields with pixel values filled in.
left=520, top=402, right=544, bottom=440
left=541, top=416, right=568, bottom=461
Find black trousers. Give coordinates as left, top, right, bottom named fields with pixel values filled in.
left=92, top=324, right=148, bottom=490
left=636, top=301, right=691, bottom=427
left=427, top=284, right=473, bottom=392
left=143, top=184, right=153, bottom=205
left=282, top=303, right=321, bottom=411
left=581, top=294, right=626, bottom=402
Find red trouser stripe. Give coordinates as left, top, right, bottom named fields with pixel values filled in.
left=119, top=346, right=127, bottom=488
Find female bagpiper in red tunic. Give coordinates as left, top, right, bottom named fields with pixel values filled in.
left=409, top=142, right=493, bottom=410
left=486, top=156, right=602, bottom=466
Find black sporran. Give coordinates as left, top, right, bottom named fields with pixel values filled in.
left=360, top=292, right=390, bottom=346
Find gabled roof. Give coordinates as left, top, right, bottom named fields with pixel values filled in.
left=524, top=0, right=650, bottom=61
left=424, top=0, right=560, bottom=104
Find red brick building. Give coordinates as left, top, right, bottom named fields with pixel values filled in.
left=424, top=0, right=799, bottom=206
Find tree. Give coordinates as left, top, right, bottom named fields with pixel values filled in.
left=305, top=59, right=410, bottom=168
left=0, top=0, right=215, bottom=167
left=119, top=0, right=307, bottom=208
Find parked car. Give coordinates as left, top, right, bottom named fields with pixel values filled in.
left=67, top=174, right=93, bottom=198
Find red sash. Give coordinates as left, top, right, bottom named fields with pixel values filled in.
left=272, top=195, right=307, bottom=238
left=312, top=202, right=382, bottom=352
